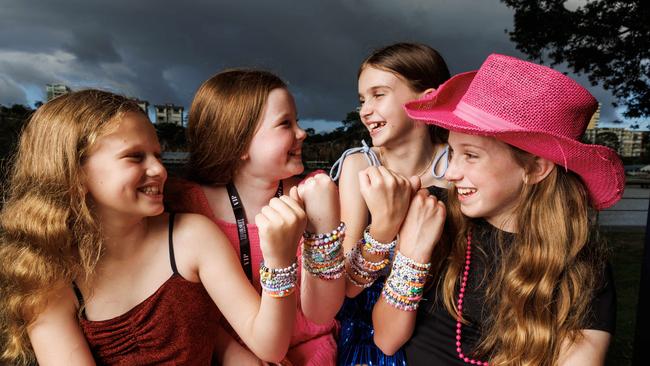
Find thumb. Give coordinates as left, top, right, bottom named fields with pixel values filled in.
left=289, top=186, right=303, bottom=206
left=408, top=175, right=421, bottom=193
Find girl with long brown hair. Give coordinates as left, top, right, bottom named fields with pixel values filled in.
left=0, top=90, right=303, bottom=365
left=330, top=42, right=451, bottom=365
left=371, top=54, right=622, bottom=365
left=165, top=69, right=345, bottom=365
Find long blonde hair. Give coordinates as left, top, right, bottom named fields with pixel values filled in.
left=442, top=147, right=606, bottom=365
left=0, top=90, right=144, bottom=364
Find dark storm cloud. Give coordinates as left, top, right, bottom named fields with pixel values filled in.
left=0, top=0, right=625, bottom=125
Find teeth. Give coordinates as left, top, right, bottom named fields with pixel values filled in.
left=369, top=122, right=386, bottom=130
left=457, top=187, right=476, bottom=196
left=140, top=186, right=160, bottom=195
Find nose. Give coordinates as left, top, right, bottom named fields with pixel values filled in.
left=358, top=100, right=373, bottom=121
left=295, top=124, right=307, bottom=141
left=147, top=155, right=167, bottom=178
left=444, top=155, right=462, bottom=182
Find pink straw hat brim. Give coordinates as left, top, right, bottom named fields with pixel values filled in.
left=405, top=71, right=625, bottom=210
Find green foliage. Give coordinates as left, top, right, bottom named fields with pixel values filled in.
left=302, top=111, right=370, bottom=168
left=503, top=0, right=649, bottom=118
left=0, top=104, right=32, bottom=182
left=154, top=122, right=187, bottom=151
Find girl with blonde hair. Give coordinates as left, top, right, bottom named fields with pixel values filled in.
left=372, top=54, right=621, bottom=365
left=0, top=90, right=303, bottom=365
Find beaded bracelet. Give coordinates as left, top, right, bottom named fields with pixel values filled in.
left=345, top=239, right=390, bottom=288
left=259, top=259, right=298, bottom=298
left=381, top=251, right=430, bottom=311
left=363, top=226, right=397, bottom=255
left=302, top=222, right=346, bottom=280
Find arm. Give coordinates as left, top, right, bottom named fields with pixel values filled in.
left=215, top=325, right=267, bottom=366
left=337, top=154, right=373, bottom=298
left=346, top=166, right=415, bottom=297
left=176, top=202, right=303, bottom=363
left=372, top=189, right=446, bottom=355
left=27, top=285, right=96, bottom=366
left=296, top=173, right=346, bottom=324
left=558, top=329, right=611, bottom=365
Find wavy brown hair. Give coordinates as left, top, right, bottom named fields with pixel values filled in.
left=442, top=146, right=606, bottom=365
left=186, top=69, right=287, bottom=185
left=0, top=90, right=144, bottom=364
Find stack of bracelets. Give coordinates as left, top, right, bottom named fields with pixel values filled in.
left=345, top=225, right=396, bottom=288
left=382, top=251, right=430, bottom=311
left=259, top=259, right=298, bottom=298
left=302, top=222, right=346, bottom=280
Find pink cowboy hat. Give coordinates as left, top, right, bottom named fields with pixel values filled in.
left=404, top=54, right=624, bottom=210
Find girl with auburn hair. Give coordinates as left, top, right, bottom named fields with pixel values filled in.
left=0, top=90, right=303, bottom=365
left=329, top=42, right=451, bottom=365
left=372, top=54, right=621, bottom=365
left=165, top=69, right=344, bottom=365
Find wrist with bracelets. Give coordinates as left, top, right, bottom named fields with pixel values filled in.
left=362, top=226, right=397, bottom=255
left=302, top=222, right=346, bottom=280
left=345, top=225, right=394, bottom=288
left=259, top=259, right=298, bottom=298
left=382, top=251, right=430, bottom=311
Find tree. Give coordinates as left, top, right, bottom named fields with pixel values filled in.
left=503, top=0, right=649, bottom=118
left=154, top=122, right=186, bottom=151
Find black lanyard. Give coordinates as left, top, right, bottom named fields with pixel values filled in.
left=226, top=181, right=283, bottom=282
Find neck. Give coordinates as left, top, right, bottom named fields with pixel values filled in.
left=231, top=169, right=282, bottom=221
left=485, top=215, right=518, bottom=234
left=380, top=132, right=436, bottom=178
left=98, top=213, right=149, bottom=260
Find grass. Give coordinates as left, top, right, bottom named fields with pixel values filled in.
left=603, top=227, right=645, bottom=365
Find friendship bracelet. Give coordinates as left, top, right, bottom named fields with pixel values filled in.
left=363, top=226, right=397, bottom=255
left=382, top=251, right=430, bottom=311
left=345, top=239, right=390, bottom=288
left=302, top=223, right=346, bottom=280
left=260, top=258, right=298, bottom=298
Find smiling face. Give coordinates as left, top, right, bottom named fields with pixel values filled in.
left=445, top=131, right=527, bottom=230
left=357, top=66, right=423, bottom=147
left=82, top=112, right=167, bottom=221
left=242, top=88, right=306, bottom=180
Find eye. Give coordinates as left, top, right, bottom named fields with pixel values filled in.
left=373, top=93, right=385, bottom=99
left=465, top=152, right=478, bottom=159
left=126, top=152, right=144, bottom=162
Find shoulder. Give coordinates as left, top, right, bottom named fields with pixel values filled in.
left=27, top=283, right=78, bottom=328
left=172, top=212, right=227, bottom=245
left=167, top=212, right=236, bottom=279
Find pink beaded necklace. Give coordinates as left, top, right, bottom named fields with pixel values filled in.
left=455, top=230, right=489, bottom=366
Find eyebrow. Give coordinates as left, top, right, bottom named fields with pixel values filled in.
left=358, top=85, right=392, bottom=98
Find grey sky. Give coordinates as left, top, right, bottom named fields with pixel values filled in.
left=0, top=0, right=633, bottom=130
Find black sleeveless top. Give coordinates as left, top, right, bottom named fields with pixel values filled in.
left=404, top=219, right=616, bottom=365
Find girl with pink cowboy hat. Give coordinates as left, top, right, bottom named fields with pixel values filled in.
left=371, top=54, right=623, bottom=365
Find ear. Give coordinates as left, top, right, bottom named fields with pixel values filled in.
left=525, top=157, right=555, bottom=185
left=420, top=88, right=436, bottom=99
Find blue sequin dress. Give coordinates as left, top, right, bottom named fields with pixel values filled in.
left=337, top=277, right=406, bottom=366
left=331, top=142, right=449, bottom=366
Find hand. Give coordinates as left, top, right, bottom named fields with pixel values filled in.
left=296, top=173, right=340, bottom=234
left=358, top=166, right=414, bottom=242
left=255, top=191, right=306, bottom=268
left=397, top=189, right=446, bottom=263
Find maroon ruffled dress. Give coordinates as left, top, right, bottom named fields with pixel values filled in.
left=75, top=213, right=222, bottom=365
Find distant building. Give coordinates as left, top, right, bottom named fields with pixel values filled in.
left=46, top=84, right=71, bottom=101
left=154, top=103, right=184, bottom=125
left=598, top=127, right=648, bottom=157
left=582, top=103, right=601, bottom=143
left=132, top=99, right=150, bottom=115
